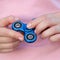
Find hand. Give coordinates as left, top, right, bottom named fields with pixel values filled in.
left=0, top=16, right=23, bottom=52
left=27, top=12, right=60, bottom=42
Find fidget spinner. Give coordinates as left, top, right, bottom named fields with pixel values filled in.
left=12, top=20, right=37, bottom=43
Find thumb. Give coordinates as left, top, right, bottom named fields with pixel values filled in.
left=0, top=16, right=23, bottom=41
left=0, top=16, right=18, bottom=27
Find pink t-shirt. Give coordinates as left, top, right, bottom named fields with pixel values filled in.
left=0, top=0, right=60, bottom=60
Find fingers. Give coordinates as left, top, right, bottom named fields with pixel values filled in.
left=35, top=20, right=53, bottom=34
left=41, top=24, right=60, bottom=38
left=0, top=40, right=20, bottom=53
left=0, top=27, right=24, bottom=41
left=46, top=12, right=60, bottom=25
left=0, top=37, right=20, bottom=53
left=0, top=37, right=17, bottom=43
left=27, top=15, right=46, bottom=29
left=28, top=12, right=60, bottom=43
left=0, top=41, right=20, bottom=49
left=0, top=49, right=14, bottom=53
left=0, top=16, right=23, bottom=41
left=27, top=13, right=58, bottom=29
left=50, top=34, right=60, bottom=42
left=35, top=17, right=60, bottom=34
left=0, top=16, right=16, bottom=27
left=0, top=16, right=20, bottom=27
left=27, top=13, right=60, bottom=33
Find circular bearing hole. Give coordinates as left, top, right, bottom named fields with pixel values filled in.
left=27, top=34, right=34, bottom=40
left=14, top=22, right=22, bottom=28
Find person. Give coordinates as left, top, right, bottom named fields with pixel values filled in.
left=0, top=0, right=60, bottom=60
left=0, top=12, right=60, bottom=52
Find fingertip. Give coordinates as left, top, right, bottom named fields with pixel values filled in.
left=15, top=32, right=24, bottom=41
left=15, top=17, right=20, bottom=21
left=14, top=32, right=24, bottom=41
left=18, top=37, right=24, bottom=41
left=35, top=28, right=40, bottom=35
left=7, top=15, right=15, bottom=21
left=49, top=36, right=57, bottom=42
left=35, top=29, right=38, bottom=35
left=27, top=23, right=32, bottom=29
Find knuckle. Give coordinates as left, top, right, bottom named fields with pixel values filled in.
left=8, top=30, right=15, bottom=38
left=10, top=41, right=20, bottom=48
left=0, top=41, right=19, bottom=49
left=50, top=27, right=57, bottom=33
left=41, top=30, right=49, bottom=38
left=41, top=32, right=47, bottom=38
left=44, top=20, right=51, bottom=26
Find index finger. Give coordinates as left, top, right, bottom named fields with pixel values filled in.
left=27, top=15, right=46, bottom=29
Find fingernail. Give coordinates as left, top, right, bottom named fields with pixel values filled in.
left=27, top=23, right=31, bottom=28
left=35, top=30, right=36, bottom=33
left=15, top=17, right=20, bottom=20
left=18, top=37, right=23, bottom=41
left=8, top=16, right=14, bottom=20
left=35, top=30, right=39, bottom=35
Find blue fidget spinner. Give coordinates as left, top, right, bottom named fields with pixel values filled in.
left=12, top=20, right=37, bottom=43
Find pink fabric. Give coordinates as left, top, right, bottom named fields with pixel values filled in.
left=0, top=0, right=60, bottom=60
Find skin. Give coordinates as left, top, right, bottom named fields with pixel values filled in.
left=0, top=16, right=24, bottom=53
left=0, top=12, right=60, bottom=53
left=27, top=12, right=60, bottom=42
